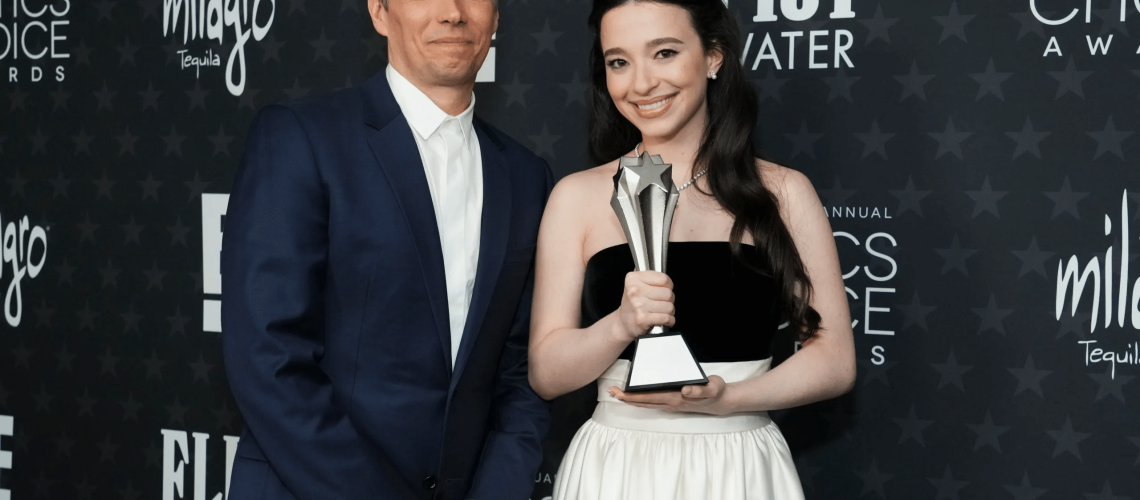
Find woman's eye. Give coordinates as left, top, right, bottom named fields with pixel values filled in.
left=606, top=59, right=628, bottom=69
left=656, top=49, right=678, bottom=59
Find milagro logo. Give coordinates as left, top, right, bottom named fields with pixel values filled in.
left=1056, top=190, right=1140, bottom=378
left=162, top=0, right=276, bottom=96
left=1, top=212, right=48, bottom=328
left=737, top=0, right=858, bottom=72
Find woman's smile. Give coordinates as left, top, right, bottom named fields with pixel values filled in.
left=631, top=93, right=678, bottom=119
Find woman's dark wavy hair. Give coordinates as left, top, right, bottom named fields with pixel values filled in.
left=587, top=0, right=821, bottom=341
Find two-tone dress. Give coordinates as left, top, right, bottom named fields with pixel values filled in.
left=552, top=242, right=805, bottom=500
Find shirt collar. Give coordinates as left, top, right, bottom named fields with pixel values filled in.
left=386, top=64, right=477, bottom=145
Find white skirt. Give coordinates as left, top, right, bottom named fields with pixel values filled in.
left=552, top=359, right=805, bottom=500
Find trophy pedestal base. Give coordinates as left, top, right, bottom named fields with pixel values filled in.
left=623, top=331, right=709, bottom=393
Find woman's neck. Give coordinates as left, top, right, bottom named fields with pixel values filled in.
left=638, top=107, right=709, bottom=183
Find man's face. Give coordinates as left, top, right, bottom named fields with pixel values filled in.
left=371, top=0, right=498, bottom=88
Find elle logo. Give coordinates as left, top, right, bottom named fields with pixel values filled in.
left=162, top=429, right=240, bottom=500
left=202, top=194, right=229, bottom=333
left=1, top=415, right=11, bottom=500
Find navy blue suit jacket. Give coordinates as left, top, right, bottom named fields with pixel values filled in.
left=221, top=72, right=552, bottom=500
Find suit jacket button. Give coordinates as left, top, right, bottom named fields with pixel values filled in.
left=423, top=476, right=437, bottom=490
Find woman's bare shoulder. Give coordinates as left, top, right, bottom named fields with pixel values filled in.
left=549, top=160, right=621, bottom=204
left=755, top=159, right=817, bottom=206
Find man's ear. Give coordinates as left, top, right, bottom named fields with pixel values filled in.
left=368, top=0, right=389, bottom=37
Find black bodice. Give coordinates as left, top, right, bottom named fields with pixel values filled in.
left=581, top=241, right=782, bottom=363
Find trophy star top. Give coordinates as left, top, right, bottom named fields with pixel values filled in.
left=619, top=152, right=675, bottom=196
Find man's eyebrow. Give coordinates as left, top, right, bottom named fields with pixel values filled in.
left=603, top=37, right=684, bottom=58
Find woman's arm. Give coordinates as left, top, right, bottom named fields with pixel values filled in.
left=528, top=172, right=677, bottom=400
left=719, top=167, right=857, bottom=410
left=614, top=166, right=856, bottom=414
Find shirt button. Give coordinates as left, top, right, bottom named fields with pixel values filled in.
left=423, top=475, right=437, bottom=490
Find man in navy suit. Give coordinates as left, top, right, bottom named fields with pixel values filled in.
left=221, top=0, right=550, bottom=498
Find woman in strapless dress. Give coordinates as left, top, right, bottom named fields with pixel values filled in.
left=527, top=1, right=857, bottom=499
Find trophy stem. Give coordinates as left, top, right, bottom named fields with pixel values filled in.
left=612, top=152, right=708, bottom=392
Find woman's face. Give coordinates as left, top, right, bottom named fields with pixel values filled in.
left=599, top=2, right=723, bottom=143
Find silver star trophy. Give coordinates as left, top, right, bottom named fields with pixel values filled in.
left=612, top=151, right=709, bottom=392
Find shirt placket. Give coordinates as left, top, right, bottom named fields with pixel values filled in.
left=440, top=119, right=468, bottom=363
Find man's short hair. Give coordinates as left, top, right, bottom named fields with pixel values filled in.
left=380, top=0, right=499, bottom=9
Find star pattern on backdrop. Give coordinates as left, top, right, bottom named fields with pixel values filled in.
left=1004, top=473, right=1048, bottom=500
left=1087, top=116, right=1133, bottom=160
left=1011, top=237, right=1055, bottom=278
left=935, top=235, right=977, bottom=276
left=859, top=4, right=898, bottom=45
left=969, top=59, right=1012, bottom=100
left=893, top=406, right=933, bottom=446
left=964, top=176, right=1007, bottom=218
left=973, top=294, right=1014, bottom=335
left=932, top=351, right=973, bottom=391
left=929, top=118, right=972, bottom=160
left=1047, top=416, right=1091, bottom=460
left=1088, top=367, right=1134, bottom=403
left=855, top=119, right=894, bottom=159
left=531, top=19, right=564, bottom=55
left=895, top=61, right=935, bottom=101
left=966, top=412, right=1010, bottom=452
left=1, top=3, right=1137, bottom=499
left=1007, top=118, right=1049, bottom=159
left=1044, top=176, right=1088, bottom=220
left=1048, top=58, right=1093, bottom=99
left=501, top=72, right=533, bottom=107
left=932, top=2, right=975, bottom=43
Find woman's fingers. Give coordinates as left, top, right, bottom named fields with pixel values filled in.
left=680, top=376, right=724, bottom=399
left=620, top=271, right=678, bottom=338
left=634, top=271, right=673, bottom=288
left=612, top=389, right=681, bottom=406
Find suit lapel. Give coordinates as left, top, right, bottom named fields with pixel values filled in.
left=362, top=75, right=453, bottom=373
left=450, top=121, right=511, bottom=386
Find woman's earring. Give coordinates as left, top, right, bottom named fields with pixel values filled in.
left=709, top=71, right=718, bottom=80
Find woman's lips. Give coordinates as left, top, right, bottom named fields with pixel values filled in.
left=631, top=94, right=677, bottom=120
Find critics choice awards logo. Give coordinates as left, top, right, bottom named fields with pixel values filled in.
left=0, top=212, right=48, bottom=329
left=162, top=0, right=276, bottom=96
left=1032, top=0, right=1140, bottom=57
left=1, top=0, right=72, bottom=83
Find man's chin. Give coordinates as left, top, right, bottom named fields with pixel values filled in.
left=425, top=60, right=483, bottom=86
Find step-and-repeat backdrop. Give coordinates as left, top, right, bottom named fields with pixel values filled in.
left=1, top=0, right=1137, bottom=498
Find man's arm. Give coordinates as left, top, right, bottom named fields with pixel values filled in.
left=222, top=105, right=405, bottom=499
left=466, top=161, right=555, bottom=500
left=466, top=264, right=551, bottom=500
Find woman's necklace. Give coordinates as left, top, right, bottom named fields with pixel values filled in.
left=634, top=143, right=708, bottom=191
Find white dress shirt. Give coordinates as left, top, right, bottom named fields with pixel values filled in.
left=386, top=64, right=484, bottom=367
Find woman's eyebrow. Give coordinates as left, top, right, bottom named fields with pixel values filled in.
left=647, top=37, right=684, bottom=48
left=603, top=37, right=685, bottom=57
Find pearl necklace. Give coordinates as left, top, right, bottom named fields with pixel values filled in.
left=634, top=143, right=708, bottom=191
